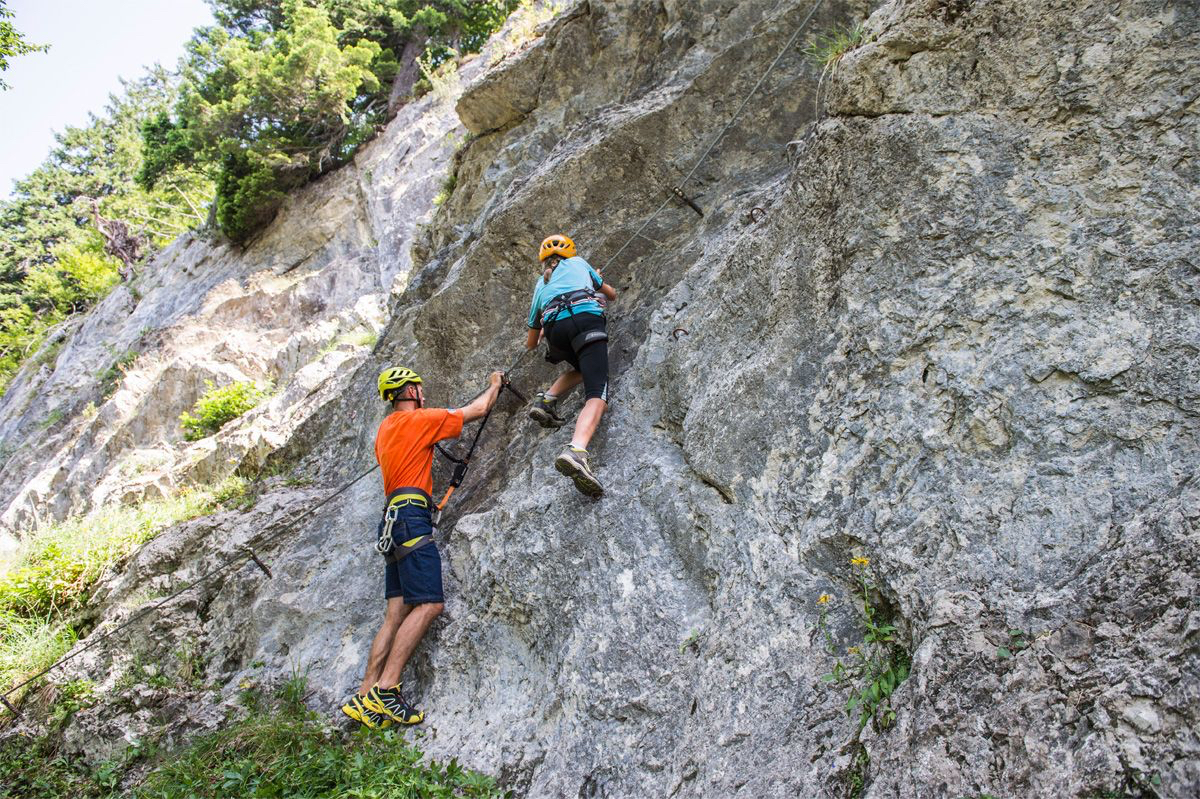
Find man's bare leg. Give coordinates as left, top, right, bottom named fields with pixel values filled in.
left=358, top=598, right=409, bottom=695
left=377, top=602, right=444, bottom=689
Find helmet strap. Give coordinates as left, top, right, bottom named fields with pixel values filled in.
left=392, top=384, right=424, bottom=410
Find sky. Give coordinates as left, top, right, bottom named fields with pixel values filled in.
left=0, top=0, right=215, bottom=200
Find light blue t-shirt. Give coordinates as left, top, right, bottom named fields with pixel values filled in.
left=526, top=256, right=605, bottom=329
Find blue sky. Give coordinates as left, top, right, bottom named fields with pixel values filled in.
left=0, top=0, right=215, bottom=199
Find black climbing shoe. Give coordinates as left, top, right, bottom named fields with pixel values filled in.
left=341, top=694, right=394, bottom=729
left=528, top=392, right=566, bottom=428
left=554, top=446, right=604, bottom=498
left=365, top=685, right=425, bottom=725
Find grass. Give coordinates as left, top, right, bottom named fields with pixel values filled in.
left=0, top=681, right=506, bottom=799
left=802, top=22, right=873, bottom=70
left=97, top=349, right=140, bottom=399
left=38, top=409, right=66, bottom=430
left=0, top=478, right=248, bottom=706
left=318, top=328, right=379, bottom=358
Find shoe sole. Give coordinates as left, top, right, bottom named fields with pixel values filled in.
left=528, top=408, right=565, bottom=428
left=554, top=454, right=604, bottom=498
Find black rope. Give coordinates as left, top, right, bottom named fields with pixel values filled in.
left=1, top=464, right=379, bottom=708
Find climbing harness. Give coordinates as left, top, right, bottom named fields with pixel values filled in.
left=376, top=487, right=437, bottom=564
left=539, top=287, right=603, bottom=327
left=4, top=0, right=830, bottom=721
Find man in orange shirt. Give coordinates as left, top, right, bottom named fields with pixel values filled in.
left=342, top=365, right=502, bottom=728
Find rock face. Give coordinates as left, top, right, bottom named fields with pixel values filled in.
left=5, top=1, right=1199, bottom=797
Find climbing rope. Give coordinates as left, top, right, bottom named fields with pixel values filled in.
left=1, top=359, right=528, bottom=717
left=601, top=0, right=826, bottom=271
left=3, top=0, right=830, bottom=716
left=0, top=464, right=377, bottom=716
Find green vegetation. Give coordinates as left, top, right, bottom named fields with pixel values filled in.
left=139, top=0, right=520, bottom=244
left=0, top=0, right=48, bottom=90
left=0, top=68, right=209, bottom=398
left=97, top=347, right=142, bottom=399
left=817, top=557, right=911, bottom=731
left=802, top=22, right=872, bottom=70
left=846, top=745, right=869, bottom=799
left=0, top=480, right=247, bottom=705
left=0, top=681, right=505, bottom=799
left=996, top=628, right=1029, bottom=660
left=179, top=380, right=269, bottom=441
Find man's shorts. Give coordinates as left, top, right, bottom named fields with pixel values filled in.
left=376, top=503, right=444, bottom=605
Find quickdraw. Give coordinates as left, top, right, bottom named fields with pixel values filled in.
left=376, top=487, right=435, bottom=564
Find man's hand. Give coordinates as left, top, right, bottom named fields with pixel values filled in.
left=489, top=370, right=504, bottom=388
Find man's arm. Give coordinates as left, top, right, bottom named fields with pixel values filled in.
left=525, top=327, right=541, bottom=350
left=458, top=371, right=504, bottom=423
left=598, top=283, right=617, bottom=302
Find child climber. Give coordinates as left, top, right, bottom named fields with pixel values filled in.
left=524, top=234, right=617, bottom=498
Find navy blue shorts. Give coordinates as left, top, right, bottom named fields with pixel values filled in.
left=376, top=504, right=444, bottom=605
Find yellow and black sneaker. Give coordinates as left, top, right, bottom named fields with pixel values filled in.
left=341, top=693, right=393, bottom=729
left=364, top=685, right=425, bottom=725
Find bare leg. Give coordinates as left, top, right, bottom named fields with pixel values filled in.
left=377, top=602, right=444, bottom=689
left=548, top=369, right=582, bottom=398
left=359, top=598, right=410, bottom=695
left=570, top=398, right=607, bottom=450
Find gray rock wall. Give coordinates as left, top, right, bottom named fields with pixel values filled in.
left=7, top=1, right=1198, bottom=797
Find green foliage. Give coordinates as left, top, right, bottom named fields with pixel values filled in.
left=38, top=409, right=66, bottom=430
left=996, top=628, right=1029, bottom=659
left=142, top=0, right=519, bottom=243
left=847, top=746, right=868, bottom=799
left=97, top=347, right=141, bottom=399
left=179, top=380, right=268, bottom=441
left=0, top=69, right=210, bottom=397
left=0, top=685, right=504, bottom=799
left=49, top=679, right=97, bottom=728
left=0, top=0, right=48, bottom=90
left=802, top=22, right=872, bottom=70
left=0, top=234, right=124, bottom=396
left=0, top=482, right=242, bottom=704
left=132, top=692, right=506, bottom=799
left=818, top=558, right=911, bottom=731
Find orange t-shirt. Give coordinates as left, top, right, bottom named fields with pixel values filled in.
left=375, top=408, right=464, bottom=496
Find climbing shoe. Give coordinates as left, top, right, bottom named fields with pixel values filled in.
left=528, top=392, right=566, bottom=428
left=341, top=694, right=393, bottom=729
left=365, top=685, right=425, bottom=725
left=554, top=445, right=604, bottom=498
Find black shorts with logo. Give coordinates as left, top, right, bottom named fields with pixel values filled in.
left=544, top=312, right=609, bottom=402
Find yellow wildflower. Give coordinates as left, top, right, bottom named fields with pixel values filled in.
left=850, top=556, right=870, bottom=567
left=817, top=594, right=832, bottom=605
left=848, top=646, right=861, bottom=655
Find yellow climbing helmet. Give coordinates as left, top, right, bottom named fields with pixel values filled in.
left=539, top=234, right=576, bottom=262
left=378, top=366, right=422, bottom=401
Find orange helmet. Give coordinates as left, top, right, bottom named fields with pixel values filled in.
left=539, top=234, right=576, bottom=262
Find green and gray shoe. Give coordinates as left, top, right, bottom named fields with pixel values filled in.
left=554, top=446, right=604, bottom=498
left=529, top=392, right=566, bottom=428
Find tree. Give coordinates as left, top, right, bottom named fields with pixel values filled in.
left=0, top=68, right=211, bottom=395
left=145, top=0, right=518, bottom=243
left=0, top=0, right=48, bottom=90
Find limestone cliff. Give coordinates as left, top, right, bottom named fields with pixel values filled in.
left=2, top=1, right=1197, bottom=797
